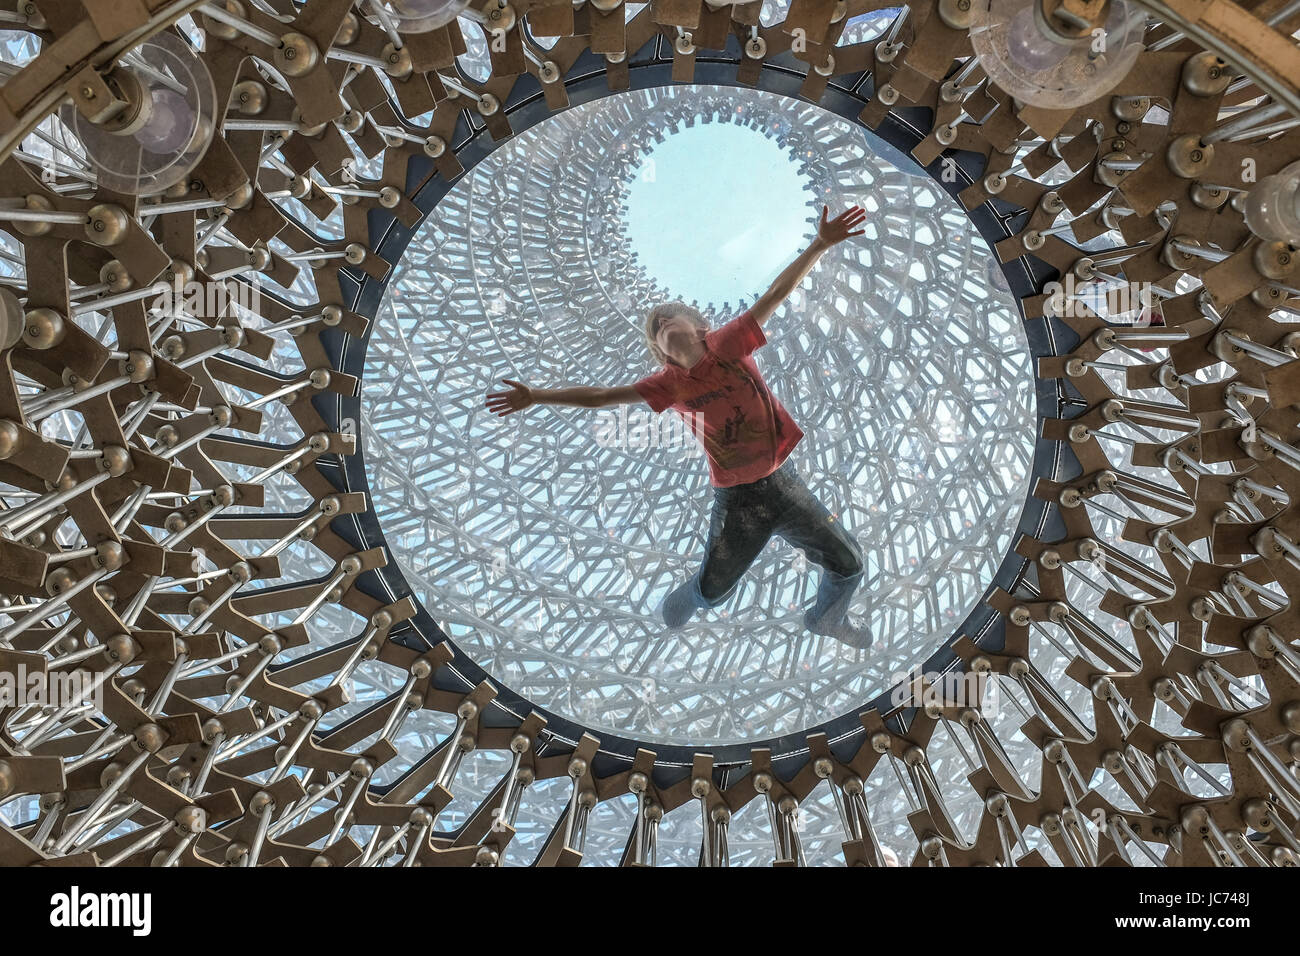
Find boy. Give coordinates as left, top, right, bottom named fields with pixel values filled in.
left=485, top=204, right=872, bottom=648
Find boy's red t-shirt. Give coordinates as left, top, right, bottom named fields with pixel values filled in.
left=632, top=310, right=803, bottom=487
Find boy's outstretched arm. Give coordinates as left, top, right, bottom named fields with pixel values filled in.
left=485, top=379, right=643, bottom=416
left=748, top=204, right=866, bottom=327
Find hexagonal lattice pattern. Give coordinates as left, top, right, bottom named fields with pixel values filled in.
left=363, top=83, right=1036, bottom=744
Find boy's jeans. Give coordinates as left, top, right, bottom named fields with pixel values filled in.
left=666, top=459, right=864, bottom=629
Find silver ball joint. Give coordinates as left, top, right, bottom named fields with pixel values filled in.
left=104, top=633, right=139, bottom=665
left=1245, top=624, right=1276, bottom=659
left=1180, top=805, right=1211, bottom=836
left=409, top=806, right=433, bottom=828
left=159, top=335, right=186, bottom=360
left=133, top=722, right=166, bottom=753
left=165, top=766, right=191, bottom=790
left=85, top=204, right=130, bottom=246
left=155, top=424, right=179, bottom=449
left=100, top=761, right=128, bottom=788
left=174, top=806, right=207, bottom=834
left=98, top=444, right=132, bottom=477
left=94, top=540, right=126, bottom=570
left=1220, top=717, right=1252, bottom=753
left=0, top=419, right=21, bottom=460
left=121, top=350, right=154, bottom=384
left=1076, top=538, right=1102, bottom=562
left=249, top=791, right=275, bottom=817
left=224, top=843, right=249, bottom=865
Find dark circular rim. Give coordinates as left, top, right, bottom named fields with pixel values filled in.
left=308, top=30, right=1073, bottom=776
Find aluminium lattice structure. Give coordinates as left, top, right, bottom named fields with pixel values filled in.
left=0, top=0, right=1298, bottom=867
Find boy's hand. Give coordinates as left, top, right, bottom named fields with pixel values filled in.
left=816, top=204, right=866, bottom=247
left=486, top=379, right=533, bottom=416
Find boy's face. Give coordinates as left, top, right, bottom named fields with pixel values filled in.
left=654, top=312, right=706, bottom=359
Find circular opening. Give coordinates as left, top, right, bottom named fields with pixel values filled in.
left=362, top=84, right=1036, bottom=745
left=623, top=118, right=812, bottom=311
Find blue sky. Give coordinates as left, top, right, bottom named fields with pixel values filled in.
left=624, top=121, right=817, bottom=314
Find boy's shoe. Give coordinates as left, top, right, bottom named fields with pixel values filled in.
left=805, top=610, right=874, bottom=649
left=658, top=585, right=698, bottom=629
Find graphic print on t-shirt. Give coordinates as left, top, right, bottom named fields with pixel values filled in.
left=721, top=404, right=746, bottom=446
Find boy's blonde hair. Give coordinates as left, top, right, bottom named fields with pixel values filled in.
left=643, top=301, right=707, bottom=367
